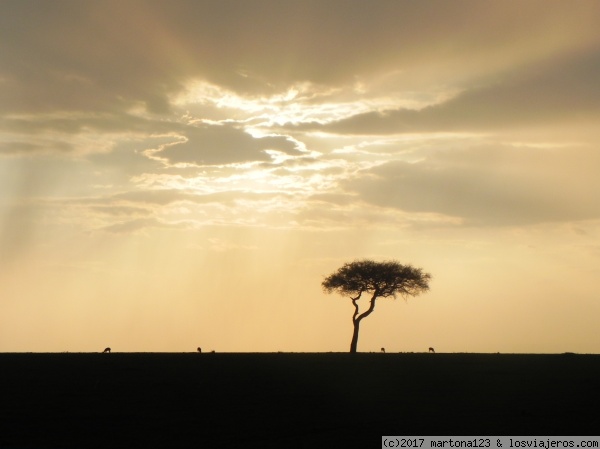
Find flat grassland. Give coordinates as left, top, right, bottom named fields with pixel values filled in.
left=1, top=353, right=598, bottom=448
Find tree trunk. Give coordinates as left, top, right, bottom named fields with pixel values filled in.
left=349, top=293, right=378, bottom=353
left=349, top=319, right=360, bottom=353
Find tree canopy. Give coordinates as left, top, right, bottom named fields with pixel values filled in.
left=322, top=259, right=430, bottom=300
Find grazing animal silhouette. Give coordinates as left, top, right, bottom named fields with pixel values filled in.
left=103, top=347, right=111, bottom=353
left=428, top=347, right=435, bottom=353
left=381, top=347, right=386, bottom=353
left=197, top=347, right=202, bottom=353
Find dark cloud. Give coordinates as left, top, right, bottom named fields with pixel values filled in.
left=1, top=113, right=180, bottom=136
left=344, top=145, right=600, bottom=226
left=309, top=49, right=600, bottom=135
left=2, top=0, right=598, bottom=116
left=152, top=124, right=300, bottom=166
left=0, top=1, right=182, bottom=116
left=0, top=140, right=74, bottom=155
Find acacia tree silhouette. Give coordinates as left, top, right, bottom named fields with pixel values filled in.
left=322, top=259, right=431, bottom=353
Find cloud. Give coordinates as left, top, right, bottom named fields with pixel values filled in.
left=2, top=0, right=600, bottom=237
left=344, top=144, right=600, bottom=226
left=106, top=189, right=289, bottom=206
left=65, top=188, right=301, bottom=232
left=148, top=124, right=300, bottom=166
left=310, top=49, right=600, bottom=135
left=0, top=139, right=75, bottom=156
left=108, top=189, right=204, bottom=205
left=0, top=112, right=179, bottom=136
left=100, top=217, right=193, bottom=234
left=3, top=0, right=600, bottom=170
left=2, top=0, right=599, bottom=117
left=88, top=205, right=152, bottom=217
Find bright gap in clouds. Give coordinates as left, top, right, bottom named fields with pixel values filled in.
left=174, top=78, right=444, bottom=127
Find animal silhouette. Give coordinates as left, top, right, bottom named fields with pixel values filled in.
left=197, top=347, right=202, bottom=353
left=428, top=347, right=435, bottom=353
left=381, top=347, right=386, bottom=353
left=102, top=347, right=111, bottom=353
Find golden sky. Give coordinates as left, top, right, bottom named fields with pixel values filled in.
left=1, top=0, right=599, bottom=353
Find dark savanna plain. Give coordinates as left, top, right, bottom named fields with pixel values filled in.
left=1, top=352, right=599, bottom=448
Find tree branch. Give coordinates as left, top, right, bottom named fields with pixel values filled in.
left=355, top=291, right=379, bottom=323
left=351, top=291, right=363, bottom=323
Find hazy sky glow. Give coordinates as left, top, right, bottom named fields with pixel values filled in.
left=1, top=0, right=599, bottom=353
